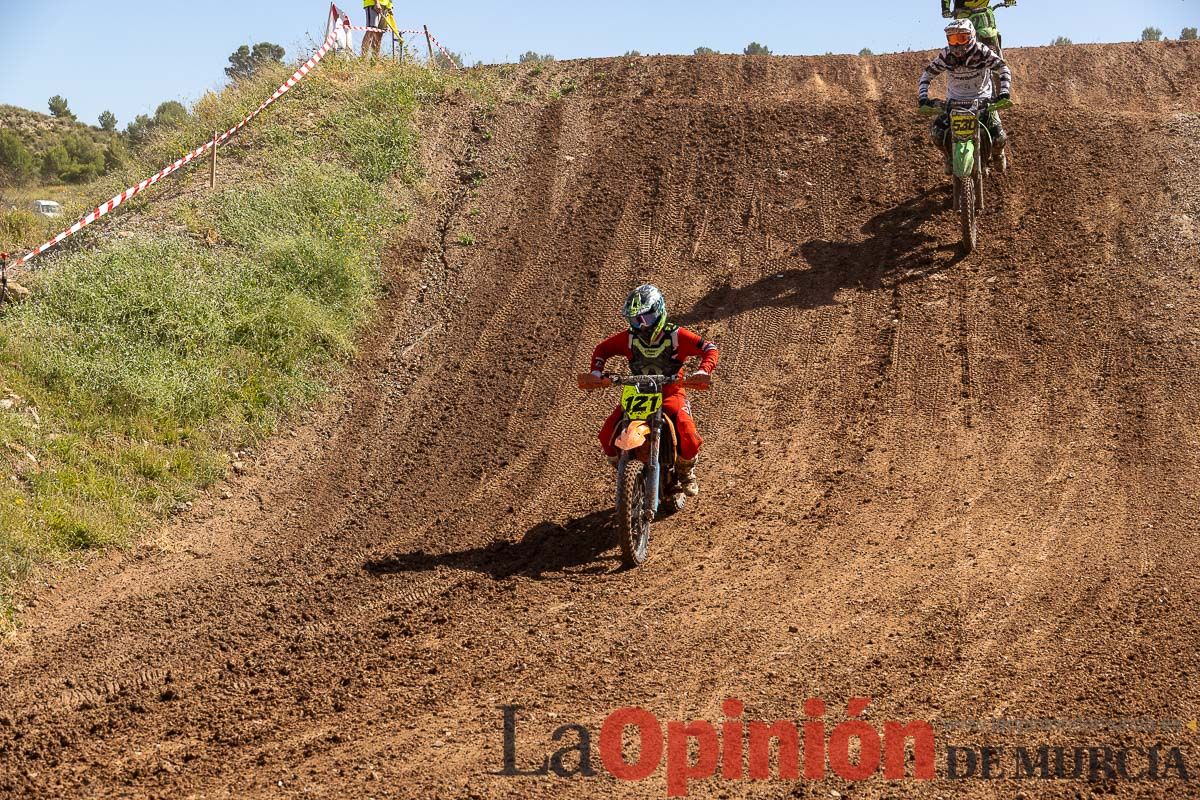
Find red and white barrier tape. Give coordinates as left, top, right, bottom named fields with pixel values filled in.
left=13, top=21, right=343, bottom=269
left=11, top=3, right=462, bottom=268
left=350, top=24, right=460, bottom=70
left=425, top=29, right=462, bottom=69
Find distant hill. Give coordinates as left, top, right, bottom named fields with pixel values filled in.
left=0, top=104, right=126, bottom=188
left=0, top=104, right=111, bottom=154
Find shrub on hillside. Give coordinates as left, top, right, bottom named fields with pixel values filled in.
left=124, top=113, right=154, bottom=147
left=0, top=130, right=36, bottom=185
left=744, top=42, right=772, bottom=56
left=154, top=101, right=191, bottom=128
left=39, top=143, right=71, bottom=182
left=225, top=42, right=286, bottom=81
left=48, top=95, right=74, bottom=120
left=1141, top=27, right=1163, bottom=42
left=0, top=208, right=41, bottom=244
left=433, top=49, right=463, bottom=70
left=59, top=134, right=106, bottom=183
left=1183, top=27, right=1198, bottom=41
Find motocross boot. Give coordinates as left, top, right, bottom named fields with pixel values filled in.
left=677, top=457, right=700, bottom=497
left=990, top=120, right=1009, bottom=172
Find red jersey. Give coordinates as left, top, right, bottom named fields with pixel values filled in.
left=590, top=324, right=719, bottom=395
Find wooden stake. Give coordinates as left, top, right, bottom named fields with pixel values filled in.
left=209, top=131, right=217, bottom=189
left=424, top=25, right=435, bottom=66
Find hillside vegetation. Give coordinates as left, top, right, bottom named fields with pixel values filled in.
left=0, top=58, right=494, bottom=617
left=0, top=105, right=126, bottom=187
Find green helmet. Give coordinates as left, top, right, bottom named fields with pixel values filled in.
left=622, top=284, right=668, bottom=342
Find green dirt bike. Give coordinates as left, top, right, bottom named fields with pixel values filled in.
left=920, top=97, right=1012, bottom=253
left=578, top=371, right=709, bottom=567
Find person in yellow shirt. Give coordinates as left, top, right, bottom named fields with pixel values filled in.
left=362, top=0, right=393, bottom=58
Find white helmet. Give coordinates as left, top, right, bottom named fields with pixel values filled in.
left=944, top=18, right=976, bottom=52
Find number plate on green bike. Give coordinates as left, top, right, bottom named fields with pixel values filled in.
left=950, top=114, right=978, bottom=138
left=620, top=386, right=663, bottom=420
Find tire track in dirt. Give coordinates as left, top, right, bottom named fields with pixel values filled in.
left=4, top=44, right=1200, bottom=800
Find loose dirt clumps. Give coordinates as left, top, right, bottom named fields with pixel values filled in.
left=2, top=42, right=1199, bottom=799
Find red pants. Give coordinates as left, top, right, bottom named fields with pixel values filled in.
left=599, top=392, right=702, bottom=461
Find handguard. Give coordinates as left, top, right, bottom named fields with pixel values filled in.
left=577, top=372, right=610, bottom=390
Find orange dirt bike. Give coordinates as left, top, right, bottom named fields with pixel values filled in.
left=578, top=371, right=710, bottom=567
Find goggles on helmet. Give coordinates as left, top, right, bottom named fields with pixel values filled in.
left=629, top=310, right=660, bottom=330
left=947, top=31, right=972, bottom=46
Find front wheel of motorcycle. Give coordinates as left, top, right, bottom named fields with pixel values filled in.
left=616, top=461, right=651, bottom=567
left=959, top=175, right=977, bottom=253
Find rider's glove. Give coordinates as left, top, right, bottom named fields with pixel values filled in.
left=689, top=370, right=712, bottom=389
left=919, top=97, right=933, bottom=108
left=997, top=93, right=1011, bottom=103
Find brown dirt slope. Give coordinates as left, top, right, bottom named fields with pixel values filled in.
left=2, top=42, right=1199, bottom=799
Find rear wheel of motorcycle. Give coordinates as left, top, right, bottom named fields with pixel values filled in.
left=959, top=175, right=977, bottom=253
left=617, top=462, right=651, bottom=567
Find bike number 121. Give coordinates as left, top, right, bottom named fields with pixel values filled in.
left=620, top=387, right=663, bottom=420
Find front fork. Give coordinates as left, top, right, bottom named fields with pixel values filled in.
left=615, top=413, right=663, bottom=516
left=644, top=413, right=662, bottom=516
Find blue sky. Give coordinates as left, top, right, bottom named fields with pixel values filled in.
left=1, top=1, right=1195, bottom=128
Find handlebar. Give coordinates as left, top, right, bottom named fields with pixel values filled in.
left=577, top=372, right=711, bottom=391
left=918, top=97, right=1013, bottom=116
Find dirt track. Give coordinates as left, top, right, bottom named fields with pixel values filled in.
left=2, top=43, right=1200, bottom=798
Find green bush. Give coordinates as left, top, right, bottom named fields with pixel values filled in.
left=39, top=143, right=70, bottom=182
left=60, top=133, right=106, bottom=183
left=0, top=130, right=36, bottom=185
left=0, top=208, right=41, bottom=245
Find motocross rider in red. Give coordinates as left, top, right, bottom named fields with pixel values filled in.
left=590, top=284, right=719, bottom=497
